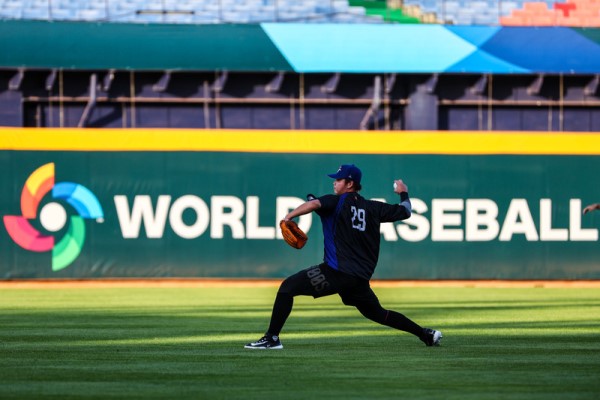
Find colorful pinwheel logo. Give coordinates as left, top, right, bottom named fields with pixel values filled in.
left=3, top=163, right=104, bottom=271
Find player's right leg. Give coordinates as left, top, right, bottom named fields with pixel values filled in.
left=245, top=263, right=338, bottom=349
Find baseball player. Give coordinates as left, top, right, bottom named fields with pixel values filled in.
left=583, top=203, right=600, bottom=214
left=245, top=164, right=442, bottom=349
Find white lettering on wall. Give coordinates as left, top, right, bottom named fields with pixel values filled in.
left=499, top=199, right=539, bottom=241
left=246, top=196, right=275, bottom=239
left=539, top=199, right=568, bottom=241
left=114, top=195, right=598, bottom=242
left=114, top=195, right=171, bottom=238
left=570, top=199, right=598, bottom=241
left=397, top=198, right=429, bottom=242
left=169, top=195, right=210, bottom=239
left=431, top=199, right=464, bottom=241
left=210, top=196, right=245, bottom=239
left=466, top=199, right=499, bottom=241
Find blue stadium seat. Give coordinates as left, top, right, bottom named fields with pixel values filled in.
left=0, top=0, right=391, bottom=24
left=404, top=0, right=556, bottom=25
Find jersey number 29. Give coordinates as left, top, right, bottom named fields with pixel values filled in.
left=351, top=206, right=366, bottom=231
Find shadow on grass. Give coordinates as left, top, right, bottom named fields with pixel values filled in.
left=1, top=289, right=600, bottom=400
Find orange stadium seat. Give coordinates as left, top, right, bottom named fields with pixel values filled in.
left=581, top=15, right=600, bottom=26
left=500, top=0, right=600, bottom=26
left=512, top=8, right=533, bottom=18
left=530, top=14, right=557, bottom=24
left=566, top=0, right=600, bottom=11
left=523, top=1, right=551, bottom=11
left=500, top=3, right=563, bottom=26
left=499, top=15, right=527, bottom=25
left=570, top=8, right=600, bottom=18
left=554, top=13, right=573, bottom=25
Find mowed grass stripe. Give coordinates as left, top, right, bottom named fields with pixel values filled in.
left=0, top=287, right=599, bottom=400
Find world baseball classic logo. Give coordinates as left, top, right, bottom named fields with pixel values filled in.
left=3, top=163, right=104, bottom=271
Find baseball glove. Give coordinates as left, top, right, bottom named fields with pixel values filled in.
left=280, top=220, right=308, bottom=249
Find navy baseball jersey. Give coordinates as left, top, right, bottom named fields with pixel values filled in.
left=316, top=192, right=412, bottom=280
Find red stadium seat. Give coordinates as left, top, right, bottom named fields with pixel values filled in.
left=554, top=2, right=576, bottom=17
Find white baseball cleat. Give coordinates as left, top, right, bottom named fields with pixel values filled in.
left=422, top=328, right=442, bottom=346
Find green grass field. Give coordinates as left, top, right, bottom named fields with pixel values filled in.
left=1, top=284, right=599, bottom=399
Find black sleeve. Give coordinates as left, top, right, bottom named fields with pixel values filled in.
left=376, top=193, right=411, bottom=222
left=316, top=194, right=339, bottom=217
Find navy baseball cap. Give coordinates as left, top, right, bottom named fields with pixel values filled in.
left=328, top=164, right=362, bottom=184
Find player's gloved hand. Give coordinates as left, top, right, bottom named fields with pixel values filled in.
left=280, top=220, right=308, bottom=249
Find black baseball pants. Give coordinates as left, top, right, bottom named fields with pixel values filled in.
left=266, top=263, right=425, bottom=340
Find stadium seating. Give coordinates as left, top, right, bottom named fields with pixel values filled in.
left=400, top=0, right=600, bottom=26
left=401, top=0, right=555, bottom=24
left=0, top=0, right=384, bottom=24
left=349, top=0, right=420, bottom=23
left=1, top=0, right=598, bottom=26
left=500, top=0, right=600, bottom=26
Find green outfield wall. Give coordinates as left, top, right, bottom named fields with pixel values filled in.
left=2, top=20, right=600, bottom=74
left=1, top=128, right=599, bottom=280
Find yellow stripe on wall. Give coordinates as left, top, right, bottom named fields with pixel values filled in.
left=1, top=128, right=600, bottom=155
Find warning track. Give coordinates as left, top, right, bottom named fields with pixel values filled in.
left=0, top=279, right=599, bottom=289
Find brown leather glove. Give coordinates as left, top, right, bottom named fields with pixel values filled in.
left=279, top=220, right=308, bottom=249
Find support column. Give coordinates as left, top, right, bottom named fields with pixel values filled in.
left=405, top=75, right=438, bottom=130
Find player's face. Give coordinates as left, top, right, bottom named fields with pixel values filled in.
left=333, top=178, right=352, bottom=195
